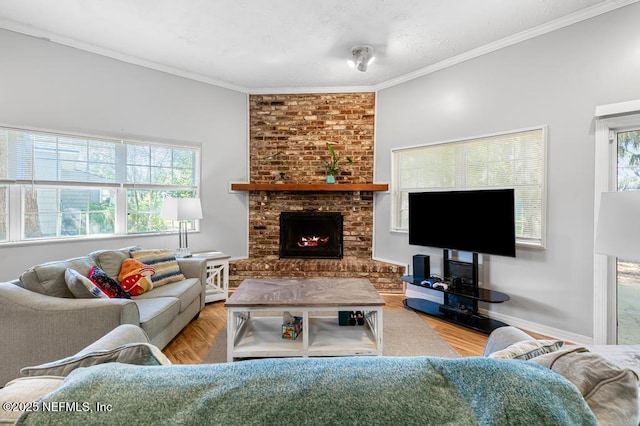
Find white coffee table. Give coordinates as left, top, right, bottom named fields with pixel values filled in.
left=225, top=278, right=384, bottom=362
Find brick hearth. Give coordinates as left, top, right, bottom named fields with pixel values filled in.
left=230, top=92, right=405, bottom=292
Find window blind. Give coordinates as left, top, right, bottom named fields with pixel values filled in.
left=393, top=127, right=546, bottom=247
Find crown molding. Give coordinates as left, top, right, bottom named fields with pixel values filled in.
left=1, top=0, right=637, bottom=95
left=0, top=20, right=249, bottom=94
left=373, top=0, right=640, bottom=92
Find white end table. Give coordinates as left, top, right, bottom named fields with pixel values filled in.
left=191, top=251, right=230, bottom=303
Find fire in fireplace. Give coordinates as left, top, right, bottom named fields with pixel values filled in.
left=279, top=212, right=343, bottom=259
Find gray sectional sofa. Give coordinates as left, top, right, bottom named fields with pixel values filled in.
left=0, top=247, right=206, bottom=386
left=1, top=324, right=638, bottom=425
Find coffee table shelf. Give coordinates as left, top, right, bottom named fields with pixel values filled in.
left=227, top=308, right=382, bottom=361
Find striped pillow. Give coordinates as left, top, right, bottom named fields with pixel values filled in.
left=130, top=249, right=185, bottom=287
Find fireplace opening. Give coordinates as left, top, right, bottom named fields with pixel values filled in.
left=279, top=212, right=343, bottom=259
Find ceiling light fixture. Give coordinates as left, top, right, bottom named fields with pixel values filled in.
left=347, top=45, right=375, bottom=72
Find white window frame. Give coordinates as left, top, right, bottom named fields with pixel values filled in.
left=0, top=125, right=201, bottom=244
left=391, top=126, right=547, bottom=249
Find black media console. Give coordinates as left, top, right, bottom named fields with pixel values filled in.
left=402, top=250, right=510, bottom=334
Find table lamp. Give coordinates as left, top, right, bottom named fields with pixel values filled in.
left=595, top=191, right=640, bottom=260
left=161, top=197, right=203, bottom=257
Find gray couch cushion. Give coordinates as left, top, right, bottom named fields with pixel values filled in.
left=88, top=246, right=140, bottom=280
left=19, top=257, right=96, bottom=298
left=531, top=347, right=639, bottom=425
left=134, top=297, right=181, bottom=339
left=133, top=278, right=201, bottom=312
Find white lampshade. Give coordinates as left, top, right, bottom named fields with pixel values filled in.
left=595, top=191, right=640, bottom=260
left=161, top=198, right=203, bottom=221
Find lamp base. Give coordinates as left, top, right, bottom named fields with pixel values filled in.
left=175, top=247, right=192, bottom=258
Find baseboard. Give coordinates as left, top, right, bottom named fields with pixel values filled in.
left=478, top=308, right=594, bottom=344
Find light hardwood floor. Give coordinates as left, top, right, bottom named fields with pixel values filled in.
left=163, top=294, right=497, bottom=363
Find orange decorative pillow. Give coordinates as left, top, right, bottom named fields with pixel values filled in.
left=118, top=258, right=155, bottom=296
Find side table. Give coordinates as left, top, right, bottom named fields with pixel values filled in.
left=191, top=251, right=231, bottom=303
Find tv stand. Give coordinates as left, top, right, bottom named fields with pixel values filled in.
left=402, top=250, right=510, bottom=334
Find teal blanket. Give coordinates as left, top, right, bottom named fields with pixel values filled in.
left=17, top=356, right=597, bottom=425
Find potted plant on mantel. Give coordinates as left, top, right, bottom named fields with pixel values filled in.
left=322, top=142, right=353, bottom=184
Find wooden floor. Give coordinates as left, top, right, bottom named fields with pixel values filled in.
left=163, top=294, right=495, bottom=363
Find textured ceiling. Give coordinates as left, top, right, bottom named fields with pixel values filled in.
left=0, top=0, right=636, bottom=92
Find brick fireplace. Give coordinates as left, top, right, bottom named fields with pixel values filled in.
left=229, top=93, right=405, bottom=291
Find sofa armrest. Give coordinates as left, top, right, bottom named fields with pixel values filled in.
left=177, top=257, right=206, bottom=282
left=0, top=282, right=140, bottom=386
left=177, top=256, right=204, bottom=283
left=483, top=326, right=534, bottom=357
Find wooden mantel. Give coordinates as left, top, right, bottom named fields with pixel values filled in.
left=230, top=183, right=389, bottom=192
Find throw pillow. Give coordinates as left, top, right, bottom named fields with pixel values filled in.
left=64, top=268, right=109, bottom=299
left=118, top=258, right=155, bottom=296
left=130, top=249, right=185, bottom=287
left=20, top=342, right=171, bottom=377
left=488, top=339, right=564, bottom=360
left=531, top=347, right=639, bottom=425
left=88, top=266, right=131, bottom=299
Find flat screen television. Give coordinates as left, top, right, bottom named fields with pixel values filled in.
left=408, top=189, right=516, bottom=257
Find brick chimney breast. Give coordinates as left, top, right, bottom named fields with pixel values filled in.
left=231, top=92, right=404, bottom=292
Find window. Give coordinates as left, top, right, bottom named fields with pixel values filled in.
left=392, top=126, right=546, bottom=247
left=0, top=126, right=200, bottom=243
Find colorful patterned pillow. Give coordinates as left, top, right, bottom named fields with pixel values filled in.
left=130, top=249, right=185, bottom=287
left=488, top=339, right=564, bottom=361
left=118, top=258, right=155, bottom=296
left=88, top=266, right=131, bottom=299
left=64, top=268, right=109, bottom=299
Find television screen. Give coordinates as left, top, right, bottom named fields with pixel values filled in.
left=408, top=189, right=516, bottom=257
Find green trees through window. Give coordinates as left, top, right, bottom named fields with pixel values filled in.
left=0, top=127, right=200, bottom=242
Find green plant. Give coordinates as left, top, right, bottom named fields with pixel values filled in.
left=322, top=143, right=353, bottom=177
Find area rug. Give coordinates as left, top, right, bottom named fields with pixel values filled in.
left=202, top=307, right=459, bottom=364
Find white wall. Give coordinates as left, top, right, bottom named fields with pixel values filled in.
left=374, top=3, right=640, bottom=341
left=0, top=29, right=249, bottom=281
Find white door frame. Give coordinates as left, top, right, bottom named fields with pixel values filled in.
left=593, top=99, right=640, bottom=344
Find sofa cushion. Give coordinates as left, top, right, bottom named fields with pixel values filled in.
left=65, top=268, right=108, bottom=299
left=18, top=257, right=96, bottom=298
left=133, top=297, right=181, bottom=339
left=131, top=249, right=185, bottom=287
left=20, top=342, right=171, bottom=378
left=531, top=347, right=639, bottom=425
left=0, top=376, right=64, bottom=424
left=88, top=246, right=141, bottom=281
left=488, top=339, right=564, bottom=360
left=134, top=278, right=201, bottom=312
left=88, top=266, right=130, bottom=299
